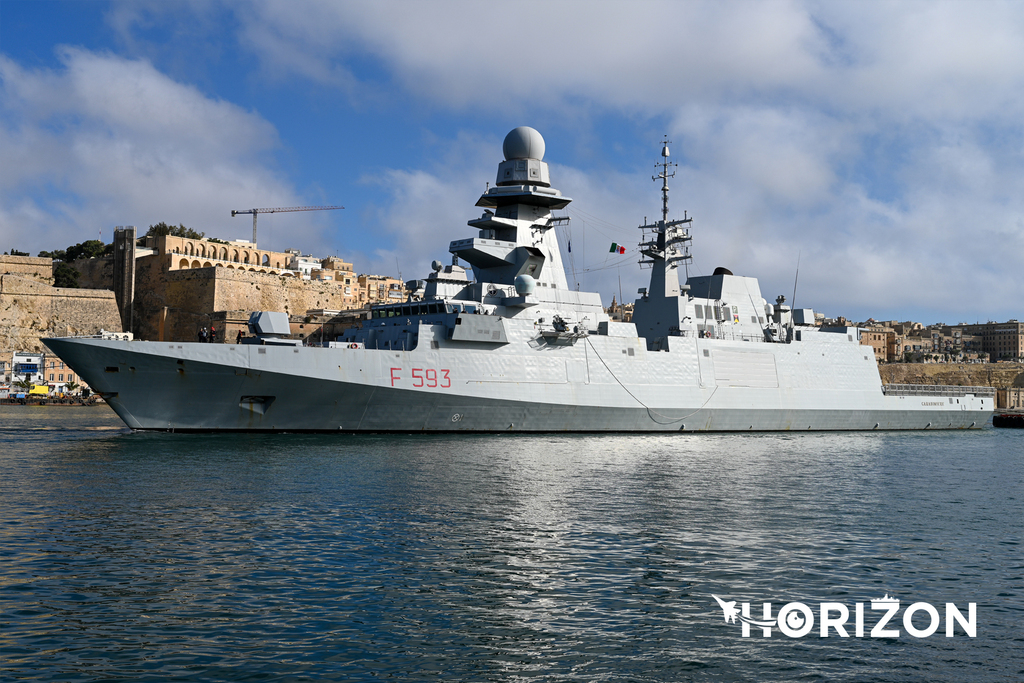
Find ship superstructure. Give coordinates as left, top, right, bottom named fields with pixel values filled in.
left=45, top=127, right=993, bottom=431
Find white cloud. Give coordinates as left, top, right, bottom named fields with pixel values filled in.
left=219, top=0, right=1024, bottom=320
left=362, top=113, right=1024, bottom=322
left=812, top=1, right=1024, bottom=121
left=236, top=0, right=827, bottom=112
left=0, top=48, right=319, bottom=254
left=234, top=1, right=1024, bottom=119
left=359, top=131, right=497, bottom=281
left=6, top=1, right=1023, bottom=323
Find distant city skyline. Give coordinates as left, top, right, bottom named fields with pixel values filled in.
left=2, top=0, right=1023, bottom=325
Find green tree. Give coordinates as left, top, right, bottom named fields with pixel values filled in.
left=146, top=222, right=205, bottom=239
left=64, top=380, right=80, bottom=395
left=13, top=376, right=33, bottom=391
left=38, top=248, right=67, bottom=260
left=53, top=262, right=80, bottom=288
left=65, top=240, right=107, bottom=262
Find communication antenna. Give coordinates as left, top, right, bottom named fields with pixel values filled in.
left=618, top=272, right=623, bottom=319
left=791, top=251, right=801, bottom=311
left=654, top=135, right=677, bottom=224
left=789, top=251, right=801, bottom=339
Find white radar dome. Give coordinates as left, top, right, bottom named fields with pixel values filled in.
left=503, top=127, right=545, bottom=161
left=514, top=274, right=537, bottom=295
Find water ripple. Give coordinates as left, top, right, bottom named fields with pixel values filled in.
left=0, top=407, right=1021, bottom=681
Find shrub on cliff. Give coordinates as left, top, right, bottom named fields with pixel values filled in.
left=146, top=222, right=205, bottom=240
left=53, top=262, right=80, bottom=288
left=40, top=240, right=108, bottom=263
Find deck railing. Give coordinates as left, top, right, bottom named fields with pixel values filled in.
left=882, top=384, right=996, bottom=398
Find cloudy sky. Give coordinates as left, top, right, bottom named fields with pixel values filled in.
left=2, top=0, right=1022, bottom=324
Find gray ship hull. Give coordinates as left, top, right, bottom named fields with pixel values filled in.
left=44, top=337, right=991, bottom=432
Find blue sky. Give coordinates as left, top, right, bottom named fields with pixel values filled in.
left=2, top=0, right=1022, bottom=325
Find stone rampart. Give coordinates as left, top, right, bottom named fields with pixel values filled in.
left=210, top=267, right=356, bottom=313
left=0, top=255, right=53, bottom=283
left=70, top=257, right=114, bottom=290
left=135, top=265, right=367, bottom=341
left=0, top=274, right=123, bottom=354
left=878, top=362, right=1024, bottom=389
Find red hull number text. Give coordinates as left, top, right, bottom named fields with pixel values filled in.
left=390, top=367, right=451, bottom=389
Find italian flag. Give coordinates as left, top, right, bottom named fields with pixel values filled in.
left=609, top=243, right=626, bottom=254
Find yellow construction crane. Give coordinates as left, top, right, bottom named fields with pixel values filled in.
left=231, top=205, right=344, bottom=245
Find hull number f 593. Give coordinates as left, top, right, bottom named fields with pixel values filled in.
left=390, top=367, right=451, bottom=388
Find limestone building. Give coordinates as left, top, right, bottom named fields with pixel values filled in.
left=70, top=233, right=404, bottom=343
left=997, top=387, right=1024, bottom=409
left=859, top=322, right=893, bottom=362
left=962, top=321, right=1024, bottom=361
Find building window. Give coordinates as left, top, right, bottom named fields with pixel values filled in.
left=50, top=374, right=54, bottom=381
left=69, top=374, right=75, bottom=381
left=59, top=374, right=63, bottom=382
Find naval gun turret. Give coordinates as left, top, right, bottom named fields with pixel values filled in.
left=245, top=311, right=302, bottom=346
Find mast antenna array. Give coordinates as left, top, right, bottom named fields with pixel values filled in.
left=655, top=136, right=677, bottom=224
left=231, top=205, right=344, bottom=245
left=638, top=136, right=692, bottom=271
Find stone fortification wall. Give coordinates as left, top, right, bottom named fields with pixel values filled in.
left=1, top=255, right=54, bottom=283
left=0, top=274, right=122, bottom=354
left=879, top=362, right=1024, bottom=389
left=211, top=267, right=354, bottom=314
left=70, top=257, right=114, bottom=290
left=136, top=265, right=368, bottom=341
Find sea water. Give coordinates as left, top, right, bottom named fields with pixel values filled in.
left=1, top=405, right=1021, bottom=682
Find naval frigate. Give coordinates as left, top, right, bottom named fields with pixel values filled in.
left=45, top=127, right=993, bottom=431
